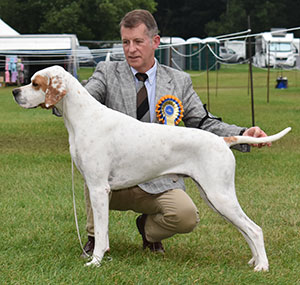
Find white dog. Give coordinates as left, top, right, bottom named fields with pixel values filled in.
left=12, top=65, right=291, bottom=271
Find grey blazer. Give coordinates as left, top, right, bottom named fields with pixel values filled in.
left=85, top=60, right=248, bottom=194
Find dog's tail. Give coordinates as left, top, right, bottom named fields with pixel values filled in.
left=223, top=127, right=291, bottom=147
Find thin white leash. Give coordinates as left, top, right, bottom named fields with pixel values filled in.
left=71, top=159, right=91, bottom=259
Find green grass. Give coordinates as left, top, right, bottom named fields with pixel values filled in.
left=0, top=65, right=299, bottom=284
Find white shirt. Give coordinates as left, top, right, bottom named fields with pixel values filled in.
left=131, top=59, right=157, bottom=122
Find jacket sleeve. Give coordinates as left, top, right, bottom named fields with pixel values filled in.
left=181, top=73, right=249, bottom=152
left=84, top=62, right=108, bottom=104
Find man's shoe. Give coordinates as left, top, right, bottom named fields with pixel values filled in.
left=136, top=214, right=165, bottom=253
left=80, top=235, right=94, bottom=259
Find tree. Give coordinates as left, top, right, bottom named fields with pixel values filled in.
left=154, top=0, right=300, bottom=39
left=154, top=0, right=227, bottom=38
left=205, top=0, right=300, bottom=37
left=0, top=0, right=48, bottom=34
left=0, top=0, right=157, bottom=40
left=1, top=0, right=300, bottom=40
left=39, top=0, right=157, bottom=40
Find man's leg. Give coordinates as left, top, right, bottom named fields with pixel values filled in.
left=109, top=187, right=199, bottom=248
left=84, top=183, right=94, bottom=237
left=82, top=185, right=199, bottom=255
left=142, top=189, right=199, bottom=242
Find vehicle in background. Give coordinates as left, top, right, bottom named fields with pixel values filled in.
left=106, top=43, right=125, bottom=61
left=77, top=45, right=94, bottom=67
left=254, top=29, right=296, bottom=68
left=292, top=38, right=300, bottom=68
left=219, top=46, right=240, bottom=63
left=223, top=40, right=246, bottom=63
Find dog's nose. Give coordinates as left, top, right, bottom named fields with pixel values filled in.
left=12, top=88, right=21, bottom=97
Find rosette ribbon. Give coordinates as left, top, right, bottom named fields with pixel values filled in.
left=155, top=95, right=184, bottom=126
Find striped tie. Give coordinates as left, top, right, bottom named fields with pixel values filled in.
left=136, top=73, right=150, bottom=122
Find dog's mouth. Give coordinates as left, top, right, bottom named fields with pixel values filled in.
left=38, top=103, right=52, bottom=109
left=13, top=94, right=27, bottom=106
left=13, top=95, right=44, bottom=109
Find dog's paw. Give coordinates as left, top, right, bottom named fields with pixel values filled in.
left=254, top=263, right=269, bottom=272
left=84, top=257, right=102, bottom=267
left=248, top=257, right=269, bottom=272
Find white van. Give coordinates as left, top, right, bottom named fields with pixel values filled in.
left=254, top=30, right=296, bottom=68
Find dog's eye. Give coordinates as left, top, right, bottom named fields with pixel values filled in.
left=32, top=82, right=38, bottom=87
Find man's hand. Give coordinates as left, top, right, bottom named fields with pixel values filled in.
left=243, top=126, right=271, bottom=148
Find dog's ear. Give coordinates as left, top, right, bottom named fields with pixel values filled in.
left=44, top=73, right=67, bottom=108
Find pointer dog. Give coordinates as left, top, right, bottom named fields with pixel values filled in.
left=12, top=65, right=291, bottom=271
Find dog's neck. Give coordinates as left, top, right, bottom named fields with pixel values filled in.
left=55, top=79, right=107, bottom=142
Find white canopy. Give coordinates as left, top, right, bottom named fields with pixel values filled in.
left=0, top=18, right=20, bottom=36
left=0, top=35, right=78, bottom=51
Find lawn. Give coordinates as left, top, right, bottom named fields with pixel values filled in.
left=0, top=64, right=299, bottom=284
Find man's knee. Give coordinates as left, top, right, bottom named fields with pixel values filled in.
left=166, top=205, right=199, bottom=233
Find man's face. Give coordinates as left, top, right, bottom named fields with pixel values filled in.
left=121, top=23, right=160, bottom=73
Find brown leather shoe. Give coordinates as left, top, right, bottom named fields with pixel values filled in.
left=80, top=235, right=94, bottom=259
left=136, top=214, right=165, bottom=253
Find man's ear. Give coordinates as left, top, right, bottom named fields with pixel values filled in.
left=153, top=35, right=161, bottom=49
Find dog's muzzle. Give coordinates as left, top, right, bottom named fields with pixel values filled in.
left=12, top=88, right=25, bottom=105
left=12, top=88, right=21, bottom=98
left=12, top=88, right=36, bottom=108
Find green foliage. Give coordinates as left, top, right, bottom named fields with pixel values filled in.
left=0, top=65, right=299, bottom=283
left=0, top=0, right=156, bottom=40
left=204, top=0, right=300, bottom=36
left=205, top=0, right=247, bottom=36
left=154, top=0, right=227, bottom=38
left=154, top=0, right=300, bottom=38
left=1, top=1, right=300, bottom=40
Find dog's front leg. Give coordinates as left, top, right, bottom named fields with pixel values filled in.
left=84, top=184, right=110, bottom=267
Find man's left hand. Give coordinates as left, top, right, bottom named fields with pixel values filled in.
left=243, top=126, right=271, bottom=148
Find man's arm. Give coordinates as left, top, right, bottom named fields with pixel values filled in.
left=181, top=73, right=271, bottom=150
left=179, top=73, right=244, bottom=135
left=84, top=62, right=108, bottom=104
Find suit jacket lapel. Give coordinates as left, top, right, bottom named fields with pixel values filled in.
left=154, top=64, right=173, bottom=123
left=115, top=62, right=174, bottom=122
left=117, top=61, right=137, bottom=118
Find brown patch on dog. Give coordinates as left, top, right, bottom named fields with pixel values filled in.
left=223, top=136, right=238, bottom=144
left=32, top=75, right=48, bottom=92
left=44, top=76, right=67, bottom=107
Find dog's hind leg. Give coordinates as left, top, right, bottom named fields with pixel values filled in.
left=194, top=180, right=259, bottom=262
left=84, top=183, right=110, bottom=267
left=193, top=179, right=269, bottom=272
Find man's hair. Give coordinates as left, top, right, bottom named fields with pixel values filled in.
left=120, top=9, right=158, bottom=38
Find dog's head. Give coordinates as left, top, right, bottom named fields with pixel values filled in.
left=12, top=65, right=67, bottom=109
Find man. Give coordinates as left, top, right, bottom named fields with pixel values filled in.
left=81, top=9, right=269, bottom=257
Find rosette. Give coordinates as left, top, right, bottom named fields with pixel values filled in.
left=155, top=95, right=184, bottom=125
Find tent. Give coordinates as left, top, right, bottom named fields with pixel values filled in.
left=0, top=18, right=79, bottom=85
left=0, top=34, right=79, bottom=84
left=0, top=18, right=20, bottom=36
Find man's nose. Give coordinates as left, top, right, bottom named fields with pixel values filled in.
left=128, top=42, right=136, bottom=52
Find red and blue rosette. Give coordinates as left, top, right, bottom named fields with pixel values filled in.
left=155, top=95, right=184, bottom=126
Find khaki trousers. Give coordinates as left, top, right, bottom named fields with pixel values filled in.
left=84, top=185, right=199, bottom=243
